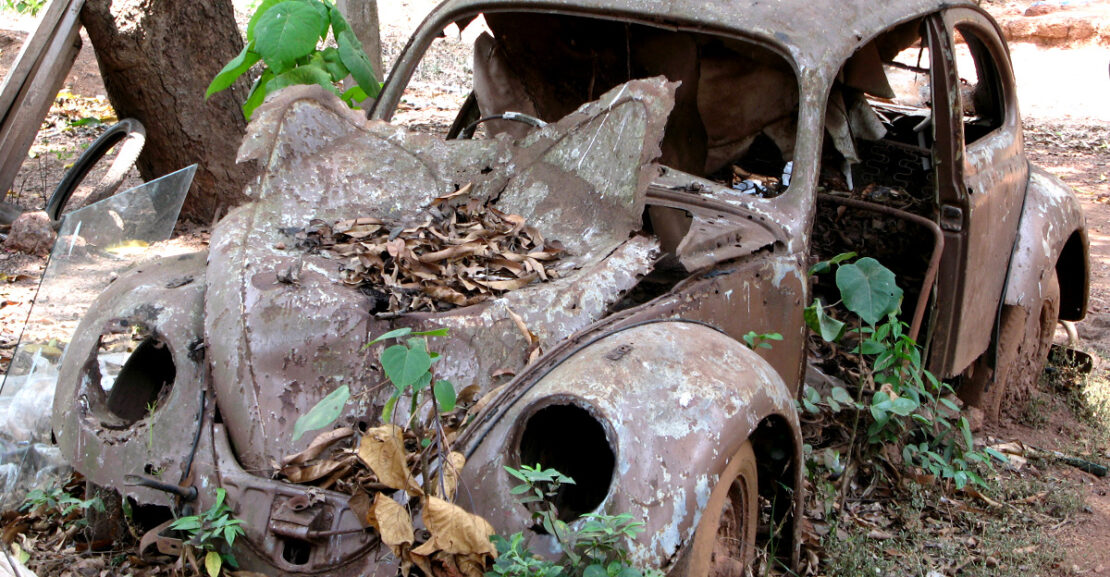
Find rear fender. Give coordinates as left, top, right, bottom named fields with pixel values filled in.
left=460, top=321, right=802, bottom=571
left=1005, top=166, right=1088, bottom=321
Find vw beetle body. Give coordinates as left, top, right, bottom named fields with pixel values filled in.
left=52, top=0, right=1087, bottom=574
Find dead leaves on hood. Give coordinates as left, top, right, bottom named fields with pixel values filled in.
left=300, top=184, right=564, bottom=314
left=276, top=425, right=495, bottom=576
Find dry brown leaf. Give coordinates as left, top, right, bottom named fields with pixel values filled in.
left=281, top=427, right=354, bottom=466
left=348, top=491, right=373, bottom=528
left=280, top=459, right=350, bottom=484
left=370, top=493, right=415, bottom=553
left=411, top=496, right=497, bottom=557
left=357, top=425, right=424, bottom=496
left=434, top=452, right=467, bottom=501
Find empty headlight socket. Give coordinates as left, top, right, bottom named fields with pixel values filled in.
left=512, top=396, right=618, bottom=525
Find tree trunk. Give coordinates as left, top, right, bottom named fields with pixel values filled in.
left=80, top=0, right=256, bottom=223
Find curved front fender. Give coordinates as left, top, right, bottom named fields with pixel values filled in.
left=1005, top=166, right=1088, bottom=319
left=460, top=321, right=800, bottom=570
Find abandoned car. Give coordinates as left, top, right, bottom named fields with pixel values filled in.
left=49, top=0, right=1087, bottom=574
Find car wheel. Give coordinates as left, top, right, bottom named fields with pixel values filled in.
left=964, top=269, right=1060, bottom=422
left=678, top=441, right=758, bottom=577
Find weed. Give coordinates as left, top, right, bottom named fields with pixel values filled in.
left=742, top=331, right=783, bottom=350
left=803, top=253, right=1004, bottom=490
left=20, top=483, right=105, bottom=528
left=168, top=488, right=244, bottom=577
left=490, top=464, right=662, bottom=577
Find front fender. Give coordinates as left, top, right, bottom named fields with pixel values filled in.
left=52, top=251, right=208, bottom=507
left=460, top=321, right=800, bottom=571
left=1005, top=166, right=1088, bottom=319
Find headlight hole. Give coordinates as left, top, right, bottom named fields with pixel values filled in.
left=518, top=403, right=615, bottom=522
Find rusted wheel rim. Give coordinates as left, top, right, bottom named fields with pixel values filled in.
left=709, top=480, right=755, bottom=576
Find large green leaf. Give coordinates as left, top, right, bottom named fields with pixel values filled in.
left=337, top=29, right=380, bottom=98
left=254, top=1, right=326, bottom=73
left=381, top=344, right=432, bottom=389
left=246, top=0, right=287, bottom=42
left=292, top=384, right=350, bottom=441
left=835, top=257, right=903, bottom=325
left=206, top=42, right=261, bottom=99
left=267, top=63, right=338, bottom=94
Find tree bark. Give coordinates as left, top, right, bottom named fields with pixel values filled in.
left=80, top=0, right=256, bottom=223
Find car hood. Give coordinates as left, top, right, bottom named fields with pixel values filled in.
left=204, top=80, right=676, bottom=471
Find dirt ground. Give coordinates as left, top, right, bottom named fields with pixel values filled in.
left=2, top=0, right=1110, bottom=575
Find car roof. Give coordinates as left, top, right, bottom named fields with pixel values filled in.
left=430, top=0, right=977, bottom=73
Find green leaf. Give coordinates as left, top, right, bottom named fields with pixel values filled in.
left=940, top=397, right=961, bottom=413
left=169, top=516, right=202, bottom=531
left=381, top=391, right=401, bottom=422
left=213, top=488, right=226, bottom=511
left=830, top=386, right=854, bottom=405
left=808, top=251, right=856, bottom=275
left=254, top=1, right=327, bottom=73
left=242, top=69, right=275, bottom=120
left=804, top=299, right=846, bottom=342
left=584, top=564, right=608, bottom=577
left=328, top=3, right=352, bottom=38
left=321, top=46, right=349, bottom=81
left=205, top=551, right=222, bottom=577
left=381, top=344, right=432, bottom=389
left=368, top=327, right=413, bottom=346
left=268, top=63, right=338, bottom=94
left=984, top=447, right=1010, bottom=463
left=412, top=371, right=433, bottom=393
left=292, top=384, right=350, bottom=441
left=889, top=397, right=919, bottom=416
left=337, top=29, right=380, bottom=98
left=341, top=85, right=369, bottom=107
left=434, top=380, right=456, bottom=412
left=207, top=42, right=262, bottom=99
left=836, top=257, right=903, bottom=325
left=960, top=417, right=975, bottom=450
left=246, top=0, right=287, bottom=42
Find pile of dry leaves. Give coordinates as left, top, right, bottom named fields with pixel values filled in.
left=300, top=184, right=564, bottom=314
left=276, top=423, right=495, bottom=577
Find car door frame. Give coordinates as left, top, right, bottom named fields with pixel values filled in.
left=927, top=7, right=1028, bottom=377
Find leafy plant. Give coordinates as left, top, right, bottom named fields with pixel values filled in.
left=742, top=331, right=783, bottom=350
left=1, top=0, right=47, bottom=16
left=491, top=465, right=661, bottom=577
left=20, top=484, right=104, bottom=527
left=803, top=253, right=1004, bottom=489
left=207, top=0, right=381, bottom=119
left=168, top=488, right=245, bottom=577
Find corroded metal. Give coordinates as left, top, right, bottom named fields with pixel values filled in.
left=50, top=0, right=1090, bottom=575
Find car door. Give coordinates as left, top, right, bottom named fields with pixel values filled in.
left=928, top=8, right=1027, bottom=376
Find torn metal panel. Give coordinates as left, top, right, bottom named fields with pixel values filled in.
left=207, top=79, right=674, bottom=473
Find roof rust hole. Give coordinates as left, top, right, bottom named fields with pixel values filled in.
left=518, top=403, right=615, bottom=522
left=104, top=337, right=175, bottom=425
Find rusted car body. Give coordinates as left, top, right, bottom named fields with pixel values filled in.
left=50, top=0, right=1087, bottom=574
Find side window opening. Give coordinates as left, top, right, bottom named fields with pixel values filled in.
left=952, top=25, right=1006, bottom=144
left=812, top=18, right=940, bottom=350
